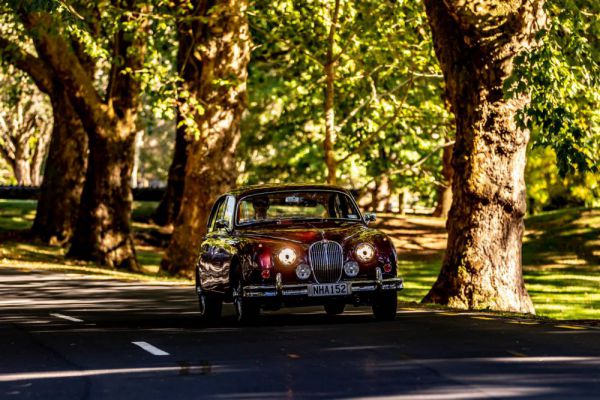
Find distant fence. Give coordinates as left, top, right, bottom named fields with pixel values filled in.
left=0, top=186, right=166, bottom=201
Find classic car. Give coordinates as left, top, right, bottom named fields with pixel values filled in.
left=195, top=183, right=403, bottom=322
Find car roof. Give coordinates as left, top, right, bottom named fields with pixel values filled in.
left=225, top=183, right=353, bottom=198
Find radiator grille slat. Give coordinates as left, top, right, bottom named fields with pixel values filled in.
left=309, top=240, right=343, bottom=283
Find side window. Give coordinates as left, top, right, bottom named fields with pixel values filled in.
left=207, top=197, right=226, bottom=233
left=222, top=196, right=236, bottom=227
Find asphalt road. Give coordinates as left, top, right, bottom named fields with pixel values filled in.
left=1, top=267, right=599, bottom=400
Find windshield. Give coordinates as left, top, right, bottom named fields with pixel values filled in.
left=236, top=190, right=362, bottom=226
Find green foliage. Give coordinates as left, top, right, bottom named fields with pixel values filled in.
left=526, top=145, right=600, bottom=212
left=508, top=0, right=600, bottom=176
left=241, top=0, right=451, bottom=202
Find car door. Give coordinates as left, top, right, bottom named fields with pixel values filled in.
left=201, top=196, right=236, bottom=293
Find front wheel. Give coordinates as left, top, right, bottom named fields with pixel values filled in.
left=196, top=273, right=222, bottom=323
left=233, top=280, right=260, bottom=324
left=372, top=291, right=397, bottom=321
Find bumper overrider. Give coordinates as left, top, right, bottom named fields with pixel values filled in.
left=243, top=274, right=404, bottom=298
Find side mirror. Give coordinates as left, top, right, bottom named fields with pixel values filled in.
left=364, top=212, right=376, bottom=224
left=215, top=219, right=230, bottom=230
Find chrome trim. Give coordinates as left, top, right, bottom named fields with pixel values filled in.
left=242, top=278, right=403, bottom=298
left=375, top=267, right=383, bottom=288
left=275, top=273, right=283, bottom=291
left=309, top=240, right=344, bottom=284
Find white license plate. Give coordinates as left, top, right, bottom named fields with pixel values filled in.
left=308, top=283, right=351, bottom=297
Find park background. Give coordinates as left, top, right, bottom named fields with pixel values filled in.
left=0, top=0, right=598, bottom=320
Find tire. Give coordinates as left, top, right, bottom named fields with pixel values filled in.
left=233, top=279, right=260, bottom=324
left=196, top=272, right=222, bottom=323
left=372, top=291, right=397, bottom=321
left=324, top=302, right=345, bottom=316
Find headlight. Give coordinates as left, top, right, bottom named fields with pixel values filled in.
left=296, top=263, right=311, bottom=280
left=355, top=243, right=375, bottom=263
left=277, top=247, right=297, bottom=266
left=344, top=261, right=359, bottom=277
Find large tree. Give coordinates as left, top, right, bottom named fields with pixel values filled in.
left=421, top=0, right=547, bottom=313
left=0, top=68, right=51, bottom=186
left=161, top=0, right=251, bottom=275
left=0, top=29, right=88, bottom=244
left=12, top=1, right=149, bottom=269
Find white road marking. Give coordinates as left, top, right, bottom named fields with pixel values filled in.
left=49, top=313, right=83, bottom=322
left=132, top=341, right=169, bottom=356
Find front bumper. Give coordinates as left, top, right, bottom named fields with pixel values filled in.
left=242, top=277, right=403, bottom=298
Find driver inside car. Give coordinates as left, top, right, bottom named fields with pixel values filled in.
left=252, top=196, right=270, bottom=221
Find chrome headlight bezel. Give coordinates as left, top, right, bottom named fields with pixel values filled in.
left=344, top=261, right=360, bottom=277
left=295, top=263, right=311, bottom=280
left=355, top=242, right=376, bottom=263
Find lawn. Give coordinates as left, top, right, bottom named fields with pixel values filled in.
left=0, top=199, right=185, bottom=283
left=1, top=199, right=599, bottom=319
left=374, top=209, right=600, bottom=320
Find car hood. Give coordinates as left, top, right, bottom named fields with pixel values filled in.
left=236, top=222, right=382, bottom=246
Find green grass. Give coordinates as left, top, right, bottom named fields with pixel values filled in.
left=1, top=199, right=599, bottom=319
left=394, top=207, right=600, bottom=320
left=0, top=199, right=182, bottom=282
left=0, top=199, right=37, bottom=232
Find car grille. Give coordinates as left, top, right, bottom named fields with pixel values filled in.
left=308, top=240, right=343, bottom=283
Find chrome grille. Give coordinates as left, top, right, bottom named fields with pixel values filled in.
left=308, top=240, right=343, bottom=283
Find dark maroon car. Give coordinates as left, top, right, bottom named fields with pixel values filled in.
left=195, top=184, right=403, bottom=322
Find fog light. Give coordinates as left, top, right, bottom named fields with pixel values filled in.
left=295, top=263, right=311, bottom=280
left=383, top=263, right=392, bottom=273
left=344, top=261, right=359, bottom=277
left=261, top=270, right=270, bottom=279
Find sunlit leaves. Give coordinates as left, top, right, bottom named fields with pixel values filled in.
left=241, top=0, right=451, bottom=202
left=508, top=0, right=600, bottom=176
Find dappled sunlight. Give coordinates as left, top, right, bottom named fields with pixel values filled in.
left=0, top=365, right=244, bottom=382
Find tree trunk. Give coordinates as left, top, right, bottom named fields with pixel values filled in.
left=421, top=0, right=545, bottom=313
left=13, top=157, right=32, bottom=186
left=18, top=5, right=147, bottom=270
left=323, top=0, right=340, bottom=185
left=32, top=89, right=87, bottom=244
left=153, top=120, right=188, bottom=226
left=432, top=143, right=453, bottom=218
left=30, top=129, right=50, bottom=186
left=153, top=16, right=196, bottom=228
left=67, top=128, right=138, bottom=270
left=161, top=0, right=251, bottom=276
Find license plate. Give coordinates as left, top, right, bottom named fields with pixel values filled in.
left=308, top=283, right=351, bottom=297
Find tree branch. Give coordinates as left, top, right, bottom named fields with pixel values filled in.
left=388, top=140, right=455, bottom=175
left=338, top=77, right=414, bottom=163
left=0, top=36, right=54, bottom=94
left=336, top=76, right=412, bottom=132
left=18, top=10, right=106, bottom=130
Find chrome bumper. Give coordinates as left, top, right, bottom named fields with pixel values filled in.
left=242, top=277, right=403, bottom=298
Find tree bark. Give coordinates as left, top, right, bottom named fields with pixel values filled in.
left=13, top=158, right=32, bottom=186
left=153, top=120, right=189, bottom=226
left=421, top=0, right=545, bottom=313
left=432, top=143, right=453, bottom=218
left=32, top=89, right=87, bottom=244
left=153, top=7, right=196, bottom=227
left=323, top=0, right=340, bottom=185
left=17, top=6, right=147, bottom=269
left=68, top=131, right=137, bottom=269
left=0, top=34, right=87, bottom=244
left=161, top=0, right=251, bottom=276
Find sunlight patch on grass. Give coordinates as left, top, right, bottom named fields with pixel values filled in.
left=397, top=260, right=439, bottom=304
